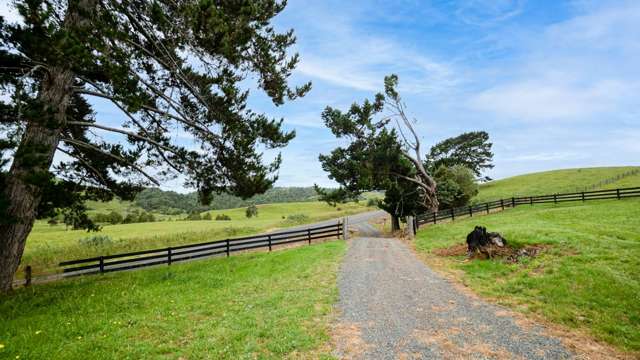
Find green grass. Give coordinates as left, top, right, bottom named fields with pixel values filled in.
left=414, top=198, right=640, bottom=353
left=0, top=240, right=346, bottom=359
left=22, top=201, right=372, bottom=278
left=475, top=166, right=640, bottom=203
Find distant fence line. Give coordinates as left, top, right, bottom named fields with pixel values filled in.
left=58, top=222, right=343, bottom=277
left=575, top=168, right=640, bottom=193
left=416, top=186, right=640, bottom=228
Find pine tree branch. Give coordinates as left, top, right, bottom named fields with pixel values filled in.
left=61, top=137, right=160, bottom=186
left=66, top=121, right=178, bottom=154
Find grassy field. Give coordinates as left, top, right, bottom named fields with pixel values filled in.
left=0, top=240, right=345, bottom=359
left=474, top=166, right=640, bottom=203
left=22, top=201, right=372, bottom=278
left=414, top=198, right=640, bottom=353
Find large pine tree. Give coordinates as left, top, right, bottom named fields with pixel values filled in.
left=0, top=0, right=310, bottom=292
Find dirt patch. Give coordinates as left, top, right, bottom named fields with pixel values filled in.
left=332, top=322, right=370, bottom=359
left=413, top=329, right=514, bottom=359
left=432, top=242, right=549, bottom=263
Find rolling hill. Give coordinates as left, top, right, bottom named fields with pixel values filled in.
left=473, top=166, right=640, bottom=203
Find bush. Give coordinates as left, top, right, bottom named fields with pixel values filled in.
left=434, top=165, right=478, bottom=209
left=283, top=213, right=309, bottom=225
left=245, top=204, right=258, bottom=218
left=107, top=211, right=124, bottom=224
left=47, top=218, right=58, bottom=226
left=186, top=211, right=202, bottom=221
left=78, top=235, right=113, bottom=247
left=202, top=213, right=212, bottom=220
left=215, top=214, right=231, bottom=221
left=367, top=198, right=378, bottom=207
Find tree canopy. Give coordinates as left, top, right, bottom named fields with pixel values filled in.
left=316, top=75, right=437, bottom=229
left=425, top=131, right=494, bottom=180
left=0, top=0, right=309, bottom=292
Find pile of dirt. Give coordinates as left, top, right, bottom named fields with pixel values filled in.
left=433, top=243, right=547, bottom=263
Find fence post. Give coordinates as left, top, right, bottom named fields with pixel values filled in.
left=225, top=239, right=230, bottom=257
left=469, top=206, right=473, bottom=217
left=433, top=212, right=437, bottom=224
left=451, top=209, right=455, bottom=221
left=25, top=265, right=32, bottom=287
left=342, top=217, right=348, bottom=240
left=406, top=216, right=415, bottom=239
left=167, top=247, right=172, bottom=266
left=511, top=197, right=515, bottom=208
left=500, top=199, right=504, bottom=210
left=485, top=203, right=489, bottom=214
left=617, top=189, right=621, bottom=200
left=530, top=196, right=533, bottom=205
left=268, top=235, right=272, bottom=251
left=553, top=194, right=557, bottom=204
left=307, top=228, right=311, bottom=245
left=581, top=192, right=585, bottom=201
left=99, top=256, right=104, bottom=274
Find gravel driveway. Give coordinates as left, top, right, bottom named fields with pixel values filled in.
left=334, top=233, right=574, bottom=359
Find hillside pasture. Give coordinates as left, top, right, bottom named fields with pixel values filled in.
left=414, top=198, right=640, bottom=352
left=21, top=201, right=372, bottom=279
left=0, top=241, right=345, bottom=359
left=474, top=166, right=640, bottom=203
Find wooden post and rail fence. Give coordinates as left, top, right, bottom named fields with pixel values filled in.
left=413, top=186, right=640, bottom=229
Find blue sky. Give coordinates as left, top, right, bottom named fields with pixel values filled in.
left=2, top=0, right=639, bottom=191
left=252, top=0, right=640, bottom=188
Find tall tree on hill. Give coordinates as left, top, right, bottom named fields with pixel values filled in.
left=0, top=0, right=310, bottom=292
left=425, top=131, right=494, bottom=180
left=316, top=75, right=437, bottom=230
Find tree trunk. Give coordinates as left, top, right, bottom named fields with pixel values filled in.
left=391, top=215, right=400, bottom=232
left=0, top=68, right=74, bottom=293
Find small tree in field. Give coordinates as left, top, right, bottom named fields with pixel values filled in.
left=316, top=75, right=437, bottom=230
left=245, top=204, right=258, bottom=218
left=0, top=0, right=310, bottom=292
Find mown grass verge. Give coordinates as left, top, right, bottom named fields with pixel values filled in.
left=1, top=240, right=346, bottom=359
left=414, top=198, right=640, bottom=353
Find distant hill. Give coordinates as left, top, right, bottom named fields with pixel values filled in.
left=473, top=166, right=640, bottom=203
left=133, top=187, right=320, bottom=214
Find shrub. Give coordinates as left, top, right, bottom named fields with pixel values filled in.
left=78, top=235, right=113, bottom=247
left=245, top=204, right=258, bottom=218
left=367, top=198, right=378, bottom=207
left=434, top=165, right=478, bottom=209
left=202, top=213, right=212, bottom=220
left=215, top=214, right=231, bottom=221
left=283, top=213, right=309, bottom=225
left=107, top=211, right=124, bottom=224
left=186, top=211, right=202, bottom=221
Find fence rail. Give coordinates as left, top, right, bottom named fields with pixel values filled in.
left=59, top=222, right=343, bottom=277
left=416, top=186, right=640, bottom=227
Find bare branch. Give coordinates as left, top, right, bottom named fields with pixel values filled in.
left=61, top=137, right=160, bottom=186
left=67, top=121, right=178, bottom=154
left=56, top=146, right=110, bottom=188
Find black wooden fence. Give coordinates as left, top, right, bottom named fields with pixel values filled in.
left=416, top=186, right=640, bottom=228
left=59, top=222, right=342, bottom=276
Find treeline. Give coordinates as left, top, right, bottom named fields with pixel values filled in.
left=134, top=187, right=319, bottom=214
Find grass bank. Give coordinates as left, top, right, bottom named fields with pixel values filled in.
left=414, top=198, right=640, bottom=353
left=474, top=166, right=640, bottom=203
left=22, top=201, right=371, bottom=277
left=1, top=240, right=346, bottom=359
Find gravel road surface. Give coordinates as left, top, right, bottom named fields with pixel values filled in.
left=334, top=232, right=574, bottom=359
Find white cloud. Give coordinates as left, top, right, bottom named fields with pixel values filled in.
left=467, top=1, right=640, bottom=122
left=455, top=0, right=525, bottom=26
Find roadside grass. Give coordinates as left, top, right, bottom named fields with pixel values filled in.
left=23, top=201, right=371, bottom=277
left=474, top=166, right=640, bottom=203
left=0, top=240, right=346, bottom=359
left=414, top=198, right=640, bottom=353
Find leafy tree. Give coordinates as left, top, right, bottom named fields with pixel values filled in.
left=316, top=75, right=437, bottom=230
left=0, top=0, right=309, bottom=292
left=425, top=131, right=494, bottom=180
left=245, top=204, right=258, bottom=218
left=107, top=210, right=123, bottom=225
left=433, top=165, right=478, bottom=209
